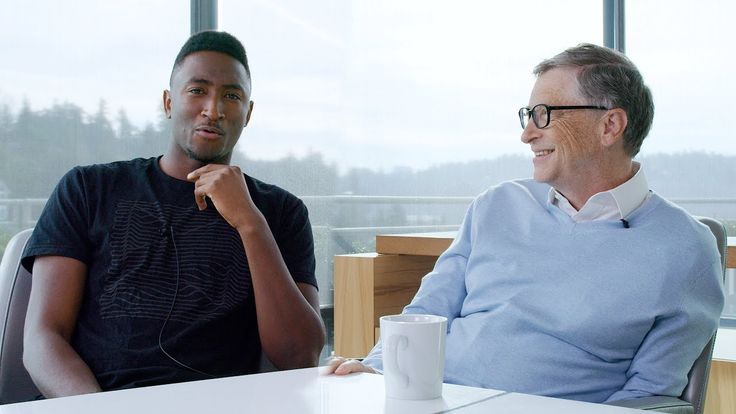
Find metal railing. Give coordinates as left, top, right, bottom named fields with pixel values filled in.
left=0, top=199, right=47, bottom=232
left=2, top=195, right=736, bottom=248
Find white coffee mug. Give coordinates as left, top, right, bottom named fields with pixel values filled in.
left=380, top=314, right=447, bottom=400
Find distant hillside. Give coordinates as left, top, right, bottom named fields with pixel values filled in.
left=2, top=101, right=735, bottom=200
left=240, top=151, right=736, bottom=198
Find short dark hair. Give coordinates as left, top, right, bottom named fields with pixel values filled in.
left=170, top=30, right=251, bottom=84
left=534, top=43, right=654, bottom=157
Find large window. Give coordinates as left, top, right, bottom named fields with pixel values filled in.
left=1, top=1, right=733, bottom=358
left=0, top=0, right=187, bottom=241
left=220, top=1, right=601, bottom=170
left=627, top=1, right=736, bottom=320
left=220, top=0, right=601, bottom=310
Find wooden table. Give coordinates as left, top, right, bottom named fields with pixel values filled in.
left=378, top=233, right=736, bottom=265
left=0, top=367, right=649, bottom=413
left=334, top=232, right=736, bottom=414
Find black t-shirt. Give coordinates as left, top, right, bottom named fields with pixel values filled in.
left=21, top=157, right=317, bottom=390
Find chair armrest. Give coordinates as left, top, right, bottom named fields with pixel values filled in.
left=605, top=396, right=693, bottom=414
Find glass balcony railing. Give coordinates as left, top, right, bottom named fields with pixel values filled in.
left=1, top=196, right=734, bottom=324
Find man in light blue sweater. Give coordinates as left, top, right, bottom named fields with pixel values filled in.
left=327, top=44, right=724, bottom=403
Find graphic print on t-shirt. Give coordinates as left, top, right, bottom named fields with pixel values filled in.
left=100, top=200, right=251, bottom=323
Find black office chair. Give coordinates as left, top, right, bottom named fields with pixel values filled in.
left=608, top=216, right=727, bottom=414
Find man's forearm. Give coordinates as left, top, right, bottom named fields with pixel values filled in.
left=237, top=217, right=325, bottom=369
left=24, top=331, right=102, bottom=398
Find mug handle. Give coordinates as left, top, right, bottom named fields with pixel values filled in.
left=386, top=335, right=409, bottom=387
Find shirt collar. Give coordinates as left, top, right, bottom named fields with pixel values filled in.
left=548, top=162, right=650, bottom=222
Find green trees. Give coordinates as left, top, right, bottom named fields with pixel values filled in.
left=0, top=101, right=169, bottom=198
left=1, top=100, right=736, bottom=202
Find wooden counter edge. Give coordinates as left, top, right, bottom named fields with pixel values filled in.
left=376, top=233, right=454, bottom=256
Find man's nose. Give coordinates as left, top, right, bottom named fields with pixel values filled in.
left=520, top=119, right=539, bottom=144
left=201, top=96, right=224, bottom=120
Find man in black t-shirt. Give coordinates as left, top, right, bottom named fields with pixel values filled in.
left=21, top=31, right=325, bottom=398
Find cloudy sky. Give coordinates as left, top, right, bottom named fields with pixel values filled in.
left=2, top=0, right=733, bottom=171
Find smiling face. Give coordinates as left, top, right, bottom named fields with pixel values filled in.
left=164, top=51, right=253, bottom=166
left=520, top=67, right=606, bottom=195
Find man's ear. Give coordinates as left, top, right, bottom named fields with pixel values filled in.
left=244, top=100, right=255, bottom=127
left=163, top=90, right=172, bottom=119
left=600, top=108, right=627, bottom=148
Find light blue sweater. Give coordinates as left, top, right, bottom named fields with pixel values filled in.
left=363, top=179, right=724, bottom=403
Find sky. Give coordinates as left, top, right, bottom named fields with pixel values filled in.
left=1, top=0, right=734, bottom=172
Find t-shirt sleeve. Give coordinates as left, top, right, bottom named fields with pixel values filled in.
left=276, top=196, right=317, bottom=289
left=21, top=167, right=92, bottom=272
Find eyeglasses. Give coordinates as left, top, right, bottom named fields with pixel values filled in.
left=518, top=104, right=609, bottom=130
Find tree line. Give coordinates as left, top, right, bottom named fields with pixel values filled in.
left=1, top=100, right=736, bottom=201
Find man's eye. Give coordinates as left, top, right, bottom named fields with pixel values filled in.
left=188, top=88, right=204, bottom=94
left=225, top=93, right=242, bottom=100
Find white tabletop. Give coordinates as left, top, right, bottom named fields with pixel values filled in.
left=0, top=367, right=646, bottom=413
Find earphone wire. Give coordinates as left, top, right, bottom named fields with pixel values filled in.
left=157, top=225, right=216, bottom=378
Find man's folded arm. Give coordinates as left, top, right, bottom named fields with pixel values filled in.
left=605, top=260, right=724, bottom=402
left=23, top=255, right=102, bottom=398
left=238, top=217, right=326, bottom=370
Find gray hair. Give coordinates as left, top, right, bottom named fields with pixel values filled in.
left=533, top=43, right=654, bottom=157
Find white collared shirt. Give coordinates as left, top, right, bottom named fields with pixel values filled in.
left=549, top=162, right=650, bottom=222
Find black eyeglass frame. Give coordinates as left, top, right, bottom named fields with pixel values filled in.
left=518, top=104, right=609, bottom=129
